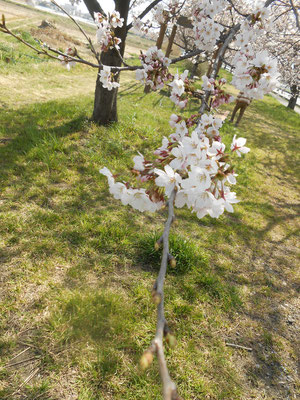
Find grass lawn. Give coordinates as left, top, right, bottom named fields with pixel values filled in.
left=0, top=2, right=300, bottom=399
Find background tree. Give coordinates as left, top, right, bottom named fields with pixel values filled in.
left=82, top=0, right=163, bottom=125
left=224, top=0, right=300, bottom=110
left=263, top=0, right=300, bottom=109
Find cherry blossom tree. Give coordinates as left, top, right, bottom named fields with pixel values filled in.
left=261, top=0, right=300, bottom=109
left=223, top=0, right=299, bottom=110
left=97, top=2, right=278, bottom=398
left=0, top=2, right=281, bottom=398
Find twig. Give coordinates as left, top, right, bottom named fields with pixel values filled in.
left=18, top=341, right=38, bottom=349
left=11, top=367, right=40, bottom=397
left=6, top=356, right=40, bottom=368
left=225, top=0, right=249, bottom=18
left=0, top=16, right=216, bottom=74
left=225, top=343, right=252, bottom=351
left=6, top=347, right=30, bottom=365
left=114, top=44, right=130, bottom=67
left=149, top=190, right=180, bottom=400
left=170, top=48, right=205, bottom=64
left=5, top=347, right=30, bottom=364
left=50, top=0, right=100, bottom=63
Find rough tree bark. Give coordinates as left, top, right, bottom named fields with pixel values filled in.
left=287, top=84, right=299, bottom=110
left=165, top=24, right=177, bottom=57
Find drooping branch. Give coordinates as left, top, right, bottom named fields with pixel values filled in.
left=141, top=189, right=180, bottom=400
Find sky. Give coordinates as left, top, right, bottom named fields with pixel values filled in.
left=63, top=0, right=115, bottom=13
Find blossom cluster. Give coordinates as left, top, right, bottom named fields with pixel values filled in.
left=132, top=17, right=144, bottom=32
left=135, top=51, right=197, bottom=110
left=101, top=110, right=250, bottom=218
left=58, top=47, right=76, bottom=70
left=97, top=0, right=282, bottom=221
left=192, top=0, right=225, bottom=52
left=99, top=66, right=120, bottom=91
left=136, top=47, right=172, bottom=90
left=94, top=11, right=123, bottom=52
left=232, top=49, right=278, bottom=99
left=251, top=5, right=270, bottom=28
left=202, top=76, right=234, bottom=108
left=99, top=167, right=164, bottom=213
left=154, top=1, right=183, bottom=24
left=169, top=70, right=190, bottom=108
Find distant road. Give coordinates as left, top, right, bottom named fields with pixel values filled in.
left=270, top=92, right=300, bottom=115
left=35, top=5, right=95, bottom=27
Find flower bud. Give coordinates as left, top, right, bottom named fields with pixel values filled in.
left=166, top=333, right=177, bottom=348
left=140, top=350, right=153, bottom=370
left=169, top=257, right=176, bottom=268
left=152, top=290, right=161, bottom=305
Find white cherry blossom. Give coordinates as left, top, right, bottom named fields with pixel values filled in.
left=154, top=165, right=182, bottom=197
left=231, top=135, right=250, bottom=157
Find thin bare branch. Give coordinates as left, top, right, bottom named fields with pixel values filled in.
left=149, top=189, right=180, bottom=400
left=51, top=0, right=100, bottom=63
left=225, top=0, right=249, bottom=18
left=225, top=343, right=253, bottom=351
left=5, top=347, right=30, bottom=364
left=170, top=48, right=205, bottom=64
left=0, top=20, right=61, bottom=62
left=113, top=44, right=131, bottom=67
left=6, top=356, right=40, bottom=368
left=0, top=15, right=207, bottom=73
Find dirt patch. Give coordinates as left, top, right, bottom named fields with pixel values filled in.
left=30, top=26, right=82, bottom=49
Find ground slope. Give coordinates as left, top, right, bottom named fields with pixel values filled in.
left=0, top=2, right=299, bottom=399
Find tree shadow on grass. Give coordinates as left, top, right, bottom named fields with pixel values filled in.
left=118, top=82, right=140, bottom=96
left=0, top=99, right=89, bottom=187
left=235, top=101, right=300, bottom=179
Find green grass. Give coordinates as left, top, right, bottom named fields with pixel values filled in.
left=0, top=82, right=299, bottom=399
left=0, top=4, right=300, bottom=399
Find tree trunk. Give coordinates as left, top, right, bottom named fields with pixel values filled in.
left=92, top=52, right=120, bottom=125
left=91, top=0, right=130, bottom=125
left=83, top=0, right=106, bottom=18
left=165, top=24, right=177, bottom=58
left=287, top=85, right=299, bottom=110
